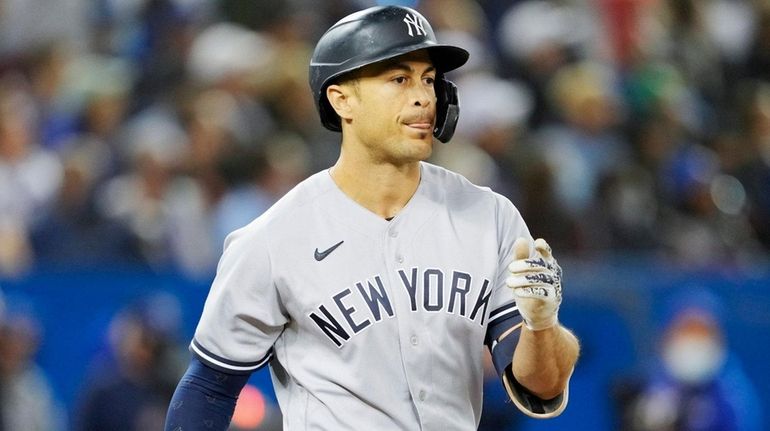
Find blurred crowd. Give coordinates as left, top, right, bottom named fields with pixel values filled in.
left=0, top=286, right=283, bottom=431
left=1, top=0, right=770, bottom=280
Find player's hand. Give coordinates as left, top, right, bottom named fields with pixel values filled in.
left=506, top=238, right=562, bottom=331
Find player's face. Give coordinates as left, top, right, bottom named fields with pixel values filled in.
left=345, top=50, right=437, bottom=164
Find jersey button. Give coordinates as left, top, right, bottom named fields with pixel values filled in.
left=410, top=335, right=418, bottom=346
left=389, top=230, right=398, bottom=238
left=418, top=390, right=426, bottom=401
left=396, top=254, right=404, bottom=263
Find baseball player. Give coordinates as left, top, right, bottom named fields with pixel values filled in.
left=165, top=5, right=579, bottom=430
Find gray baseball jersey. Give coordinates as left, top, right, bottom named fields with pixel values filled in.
left=192, top=162, right=568, bottom=430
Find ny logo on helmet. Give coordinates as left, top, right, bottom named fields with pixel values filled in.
left=403, top=13, right=426, bottom=37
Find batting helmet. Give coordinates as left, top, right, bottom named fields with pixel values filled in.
left=309, top=5, right=469, bottom=143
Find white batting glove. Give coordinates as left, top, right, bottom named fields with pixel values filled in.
left=506, top=238, right=563, bottom=331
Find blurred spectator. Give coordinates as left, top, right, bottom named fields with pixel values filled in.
left=531, top=61, right=630, bottom=250
left=496, top=0, right=597, bottom=127
left=26, top=43, right=81, bottom=151
left=186, top=22, right=276, bottom=145
left=595, top=161, right=660, bottom=251
left=658, top=141, right=759, bottom=268
left=73, top=292, right=186, bottom=431
left=0, top=295, right=65, bottom=431
left=706, top=0, right=756, bottom=60
left=213, top=131, right=311, bottom=246
left=731, top=81, right=770, bottom=251
left=540, top=61, right=627, bottom=211
left=702, top=0, right=756, bottom=85
left=655, top=0, right=725, bottom=109
left=744, top=3, right=770, bottom=83
left=211, top=142, right=272, bottom=245
left=614, top=288, right=762, bottom=431
left=423, top=0, right=489, bottom=39
left=0, top=0, right=88, bottom=59
left=0, top=77, right=63, bottom=277
left=59, top=53, right=134, bottom=160
left=94, top=109, right=187, bottom=259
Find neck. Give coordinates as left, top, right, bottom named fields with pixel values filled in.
left=330, top=146, right=421, bottom=220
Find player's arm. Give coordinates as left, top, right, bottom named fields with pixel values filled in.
left=507, top=237, right=579, bottom=400
left=164, top=357, right=251, bottom=431
left=164, top=225, right=286, bottom=429
left=511, top=316, right=579, bottom=398
left=486, top=237, right=579, bottom=418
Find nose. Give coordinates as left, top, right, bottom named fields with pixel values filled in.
left=411, top=83, right=433, bottom=108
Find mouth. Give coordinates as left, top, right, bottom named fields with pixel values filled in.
left=402, top=115, right=435, bottom=132
left=404, top=122, right=433, bottom=130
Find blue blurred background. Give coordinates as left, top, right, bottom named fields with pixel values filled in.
left=1, top=0, right=769, bottom=430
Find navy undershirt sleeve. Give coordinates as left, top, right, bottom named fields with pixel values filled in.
left=164, top=357, right=251, bottom=431
left=485, top=308, right=522, bottom=377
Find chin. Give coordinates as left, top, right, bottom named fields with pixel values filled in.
left=411, top=138, right=434, bottom=160
left=389, top=143, right=431, bottom=165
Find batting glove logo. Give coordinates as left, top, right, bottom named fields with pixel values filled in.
left=506, top=238, right=562, bottom=331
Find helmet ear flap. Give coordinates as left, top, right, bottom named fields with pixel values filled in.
left=434, top=75, right=459, bottom=143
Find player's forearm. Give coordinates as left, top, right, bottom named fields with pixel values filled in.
left=511, top=324, right=579, bottom=400
left=164, top=358, right=250, bottom=431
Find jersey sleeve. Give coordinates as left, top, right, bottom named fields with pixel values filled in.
left=191, top=224, right=288, bottom=374
left=486, top=193, right=530, bottom=343
left=484, top=194, right=569, bottom=418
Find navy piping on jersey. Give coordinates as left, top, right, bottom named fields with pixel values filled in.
left=488, top=302, right=519, bottom=327
left=190, top=338, right=273, bottom=374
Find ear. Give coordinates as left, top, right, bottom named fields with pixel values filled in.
left=326, top=84, right=355, bottom=124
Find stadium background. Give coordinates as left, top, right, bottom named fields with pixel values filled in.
left=0, top=0, right=769, bottom=430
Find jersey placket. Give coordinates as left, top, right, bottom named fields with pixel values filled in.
left=381, top=190, right=442, bottom=429
left=381, top=220, right=425, bottom=427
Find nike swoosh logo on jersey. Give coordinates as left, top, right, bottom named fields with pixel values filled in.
left=315, top=240, right=344, bottom=261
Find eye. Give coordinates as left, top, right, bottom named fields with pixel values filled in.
left=424, top=76, right=435, bottom=85
left=393, top=76, right=407, bottom=84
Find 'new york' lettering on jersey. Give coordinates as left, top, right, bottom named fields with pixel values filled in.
left=308, top=269, right=492, bottom=347
left=192, top=162, right=531, bottom=431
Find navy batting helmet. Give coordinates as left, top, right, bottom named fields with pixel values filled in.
left=309, top=5, right=469, bottom=143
